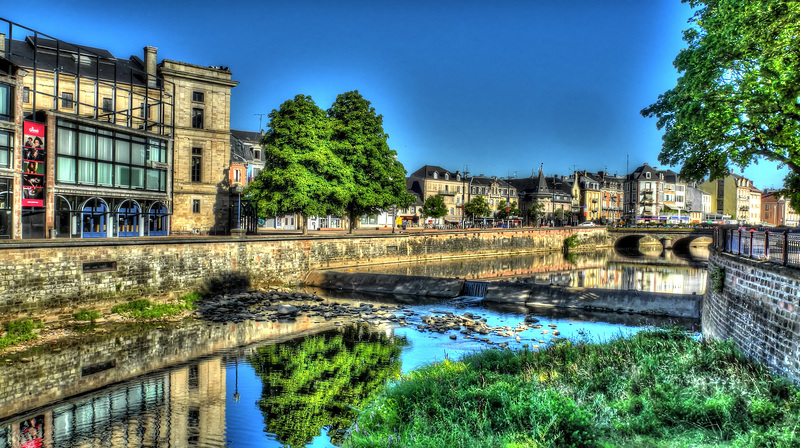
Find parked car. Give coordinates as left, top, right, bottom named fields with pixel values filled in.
left=578, top=221, right=595, bottom=227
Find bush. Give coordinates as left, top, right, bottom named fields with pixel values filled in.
left=74, top=309, right=101, bottom=322
left=0, top=319, right=44, bottom=351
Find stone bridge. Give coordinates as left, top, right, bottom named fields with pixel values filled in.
left=608, top=227, right=714, bottom=251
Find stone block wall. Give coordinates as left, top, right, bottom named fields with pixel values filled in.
left=0, top=228, right=605, bottom=322
left=703, top=250, right=800, bottom=383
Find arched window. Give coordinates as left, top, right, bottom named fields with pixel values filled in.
left=147, top=202, right=170, bottom=236
left=55, top=195, right=73, bottom=238
left=80, top=197, right=109, bottom=238
left=117, top=199, right=141, bottom=237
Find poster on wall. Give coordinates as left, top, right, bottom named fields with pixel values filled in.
left=22, top=121, right=46, bottom=208
left=19, top=415, right=44, bottom=448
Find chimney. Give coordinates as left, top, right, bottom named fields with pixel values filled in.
left=144, top=46, right=158, bottom=87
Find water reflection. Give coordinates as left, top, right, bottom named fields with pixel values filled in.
left=339, top=248, right=708, bottom=295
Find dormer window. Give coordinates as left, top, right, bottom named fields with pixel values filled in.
left=445, top=173, right=450, bottom=180
left=456, top=174, right=461, bottom=181
left=645, top=172, right=651, bottom=179
left=433, top=172, right=438, bottom=179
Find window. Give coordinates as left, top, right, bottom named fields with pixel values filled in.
left=192, top=91, right=204, bottom=102
left=22, top=87, right=29, bottom=103
left=192, top=199, right=200, bottom=214
left=253, top=148, right=261, bottom=160
left=0, top=84, right=10, bottom=120
left=61, top=92, right=74, bottom=108
left=233, top=169, right=241, bottom=183
left=0, top=131, right=11, bottom=168
left=0, top=178, right=11, bottom=239
left=191, top=108, right=203, bottom=129
left=102, top=97, right=113, bottom=113
left=645, top=172, right=651, bottom=179
left=191, top=148, right=202, bottom=182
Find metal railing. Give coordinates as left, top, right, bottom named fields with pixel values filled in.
left=715, top=227, right=800, bottom=268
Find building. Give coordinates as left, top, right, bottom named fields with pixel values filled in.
left=509, top=167, right=573, bottom=226
left=585, top=171, right=624, bottom=224
left=572, top=171, right=601, bottom=223
left=699, top=173, right=760, bottom=225
left=0, top=20, right=238, bottom=239
left=686, top=184, right=711, bottom=224
left=761, top=190, right=799, bottom=227
left=407, top=165, right=466, bottom=226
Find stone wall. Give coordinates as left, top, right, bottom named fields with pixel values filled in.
left=703, top=250, right=800, bottom=384
left=0, top=228, right=607, bottom=322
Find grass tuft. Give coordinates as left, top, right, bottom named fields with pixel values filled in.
left=0, top=319, right=44, bottom=351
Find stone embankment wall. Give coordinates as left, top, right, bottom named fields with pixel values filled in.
left=0, top=228, right=607, bottom=322
left=703, top=250, right=800, bottom=384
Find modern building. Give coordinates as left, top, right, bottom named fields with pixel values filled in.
left=761, top=190, right=799, bottom=227
left=0, top=20, right=238, bottom=239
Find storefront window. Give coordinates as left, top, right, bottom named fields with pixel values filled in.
left=0, top=178, right=11, bottom=238
left=0, top=130, right=11, bottom=168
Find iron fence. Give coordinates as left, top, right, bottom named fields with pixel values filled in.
left=714, top=227, right=800, bottom=268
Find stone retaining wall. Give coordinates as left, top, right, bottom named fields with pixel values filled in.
left=703, top=250, right=800, bottom=383
left=0, top=228, right=607, bottom=322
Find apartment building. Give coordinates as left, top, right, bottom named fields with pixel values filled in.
left=762, top=190, right=799, bottom=227
left=699, top=173, right=761, bottom=225
left=406, top=165, right=466, bottom=225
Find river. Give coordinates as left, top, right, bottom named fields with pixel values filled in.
left=0, top=247, right=705, bottom=448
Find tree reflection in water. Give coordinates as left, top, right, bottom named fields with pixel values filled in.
left=248, top=324, right=406, bottom=447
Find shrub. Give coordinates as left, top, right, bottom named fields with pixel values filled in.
left=74, top=310, right=101, bottom=322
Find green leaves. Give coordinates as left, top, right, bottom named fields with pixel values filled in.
left=464, top=196, right=491, bottom=218
left=643, top=0, right=800, bottom=212
left=245, top=91, right=413, bottom=230
left=421, top=194, right=448, bottom=219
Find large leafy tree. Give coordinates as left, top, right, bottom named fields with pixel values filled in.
left=245, top=95, right=352, bottom=234
left=328, top=91, right=414, bottom=233
left=421, top=195, right=448, bottom=221
left=642, top=0, right=800, bottom=212
left=494, top=201, right=520, bottom=220
left=464, top=196, right=491, bottom=220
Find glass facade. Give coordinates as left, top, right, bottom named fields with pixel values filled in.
left=0, top=178, right=11, bottom=239
left=56, top=119, right=167, bottom=192
left=0, top=130, right=11, bottom=168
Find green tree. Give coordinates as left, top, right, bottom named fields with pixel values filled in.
left=494, top=201, right=520, bottom=220
left=328, top=91, right=414, bottom=233
left=464, top=196, right=491, bottom=222
left=641, top=0, right=800, bottom=212
left=528, top=203, right=545, bottom=225
left=421, top=195, right=448, bottom=222
left=244, top=95, right=352, bottom=234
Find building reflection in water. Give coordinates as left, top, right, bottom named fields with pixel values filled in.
left=0, top=358, right=226, bottom=448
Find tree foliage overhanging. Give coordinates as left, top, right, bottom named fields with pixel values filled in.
left=641, top=0, right=800, bottom=212
left=245, top=91, right=413, bottom=232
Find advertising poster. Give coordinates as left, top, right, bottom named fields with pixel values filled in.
left=22, top=121, right=45, bottom=207
left=19, top=415, right=44, bottom=448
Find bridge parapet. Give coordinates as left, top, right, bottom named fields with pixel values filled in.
left=609, top=227, right=714, bottom=250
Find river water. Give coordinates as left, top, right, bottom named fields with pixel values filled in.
left=0, top=248, right=705, bottom=448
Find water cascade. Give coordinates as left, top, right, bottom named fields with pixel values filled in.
left=463, top=280, right=489, bottom=298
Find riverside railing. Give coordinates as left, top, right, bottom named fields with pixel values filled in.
left=714, top=227, right=800, bottom=268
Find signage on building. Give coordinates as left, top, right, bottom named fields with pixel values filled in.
left=21, top=121, right=46, bottom=207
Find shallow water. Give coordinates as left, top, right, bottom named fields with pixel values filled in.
left=0, top=292, right=698, bottom=448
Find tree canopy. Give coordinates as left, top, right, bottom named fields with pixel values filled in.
left=464, top=196, right=491, bottom=219
left=421, top=195, right=448, bottom=220
left=244, top=95, right=351, bottom=233
left=328, top=91, right=414, bottom=233
left=641, top=0, right=800, bottom=211
left=494, top=201, right=519, bottom=220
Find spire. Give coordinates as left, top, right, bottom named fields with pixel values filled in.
left=535, top=163, right=549, bottom=194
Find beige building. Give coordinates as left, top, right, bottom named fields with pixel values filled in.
left=407, top=165, right=466, bottom=225
left=161, top=60, right=238, bottom=234
left=699, top=174, right=760, bottom=225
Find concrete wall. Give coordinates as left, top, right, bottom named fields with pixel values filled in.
left=0, top=228, right=608, bottom=322
left=703, top=250, right=800, bottom=384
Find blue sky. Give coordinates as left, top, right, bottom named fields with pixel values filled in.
left=4, top=1, right=789, bottom=189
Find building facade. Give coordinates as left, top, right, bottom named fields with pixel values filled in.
left=407, top=165, right=466, bottom=225
left=1, top=20, right=237, bottom=239
left=699, top=173, right=761, bottom=225
left=761, top=190, right=799, bottom=227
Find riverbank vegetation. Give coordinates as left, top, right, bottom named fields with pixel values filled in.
left=343, top=330, right=800, bottom=447
left=110, top=292, right=202, bottom=319
left=0, top=319, right=44, bottom=351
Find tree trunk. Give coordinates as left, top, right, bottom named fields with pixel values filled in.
left=301, top=214, right=307, bottom=235
left=349, top=212, right=355, bottom=234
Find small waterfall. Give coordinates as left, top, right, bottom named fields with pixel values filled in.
left=463, top=280, right=489, bottom=298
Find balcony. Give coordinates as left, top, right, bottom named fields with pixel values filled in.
left=438, top=190, right=456, bottom=196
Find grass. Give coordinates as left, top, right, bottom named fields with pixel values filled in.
left=111, top=292, right=202, bottom=320
left=0, top=319, right=44, bottom=351
left=342, top=330, right=800, bottom=448
left=74, top=309, right=102, bottom=322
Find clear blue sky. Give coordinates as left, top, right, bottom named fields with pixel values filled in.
left=4, top=1, right=789, bottom=190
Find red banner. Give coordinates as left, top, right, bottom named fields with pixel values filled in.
left=22, top=121, right=45, bottom=207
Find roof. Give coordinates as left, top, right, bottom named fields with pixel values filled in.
left=3, top=35, right=151, bottom=86
left=231, top=129, right=263, bottom=143
left=408, top=165, right=462, bottom=181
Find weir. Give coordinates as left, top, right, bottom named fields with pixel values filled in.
left=463, top=280, right=489, bottom=298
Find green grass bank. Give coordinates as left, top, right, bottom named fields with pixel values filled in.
left=343, top=330, right=800, bottom=448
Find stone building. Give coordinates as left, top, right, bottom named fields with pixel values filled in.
left=0, top=20, right=237, bottom=239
